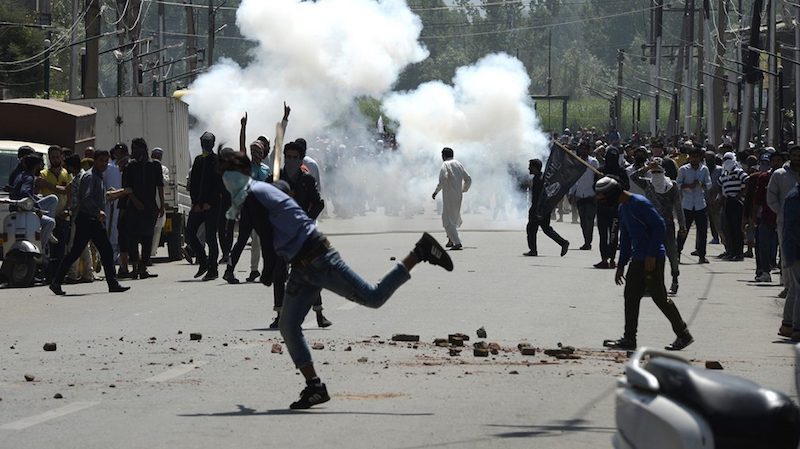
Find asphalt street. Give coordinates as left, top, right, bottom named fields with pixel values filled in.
left=0, top=209, right=796, bottom=449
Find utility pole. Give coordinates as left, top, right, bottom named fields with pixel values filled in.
left=207, top=0, right=215, bottom=67
left=617, top=49, right=624, bottom=133
left=84, top=0, right=100, bottom=98
left=767, top=0, right=778, bottom=147
left=651, top=0, right=664, bottom=136
left=43, top=38, right=51, bottom=99
left=696, top=2, right=705, bottom=139
left=158, top=0, right=166, bottom=95
left=666, top=1, right=690, bottom=139
left=795, top=3, right=800, bottom=143
left=683, top=0, right=695, bottom=136
left=186, top=1, right=198, bottom=86
left=739, top=0, right=765, bottom=152
left=547, top=29, right=552, bottom=132
left=69, top=0, right=79, bottom=99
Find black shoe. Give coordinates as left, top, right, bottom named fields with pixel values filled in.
left=316, top=313, right=332, bottom=328
left=669, top=279, right=679, bottom=295
left=446, top=241, right=454, bottom=248
left=698, top=257, right=709, bottom=264
left=117, top=269, right=135, bottom=279
left=690, top=250, right=698, bottom=256
left=202, top=270, right=218, bottom=281
left=246, top=270, right=260, bottom=282
left=744, top=249, right=753, bottom=258
left=523, top=250, right=538, bottom=256
left=579, top=244, right=591, bottom=250
left=716, top=252, right=729, bottom=259
left=593, top=261, right=609, bottom=269
left=49, top=283, right=66, bottom=296
left=665, top=332, right=694, bottom=351
left=218, top=255, right=229, bottom=265
left=181, top=246, right=194, bottom=264
left=194, top=264, right=208, bottom=279
left=414, top=232, right=453, bottom=271
left=603, top=337, right=636, bottom=351
left=269, top=315, right=280, bottom=329
left=289, top=383, right=330, bottom=410
left=450, top=244, right=463, bottom=251
left=727, top=255, right=744, bottom=262
left=138, top=270, right=158, bottom=279
left=108, top=284, right=130, bottom=293
left=223, top=270, right=239, bottom=284
left=560, top=241, right=570, bottom=257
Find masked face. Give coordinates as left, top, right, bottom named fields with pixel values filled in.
left=722, top=159, right=736, bottom=172
left=222, top=170, right=252, bottom=220
left=651, top=171, right=668, bottom=193
left=284, top=150, right=303, bottom=175
left=634, top=153, right=647, bottom=164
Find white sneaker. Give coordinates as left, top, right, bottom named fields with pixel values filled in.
left=755, top=273, right=772, bottom=283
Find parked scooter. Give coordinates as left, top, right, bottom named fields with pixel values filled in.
left=0, top=197, right=46, bottom=287
left=614, top=346, right=800, bottom=449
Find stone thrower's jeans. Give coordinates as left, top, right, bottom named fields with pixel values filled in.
left=280, top=248, right=411, bottom=368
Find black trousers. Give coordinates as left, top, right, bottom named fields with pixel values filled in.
left=526, top=208, right=567, bottom=252
left=597, top=209, right=619, bottom=261
left=227, top=210, right=268, bottom=272
left=576, top=198, right=597, bottom=245
left=723, top=197, right=744, bottom=257
left=623, top=259, right=687, bottom=341
left=129, top=233, right=154, bottom=266
left=45, top=217, right=70, bottom=281
left=678, top=208, right=708, bottom=257
left=53, top=214, right=117, bottom=286
left=186, top=207, right=219, bottom=271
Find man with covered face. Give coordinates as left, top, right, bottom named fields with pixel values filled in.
left=269, top=140, right=329, bottom=329
left=186, top=131, right=224, bottom=281
left=122, top=138, right=164, bottom=278
left=718, top=152, right=749, bottom=261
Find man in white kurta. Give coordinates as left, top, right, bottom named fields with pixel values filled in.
left=432, top=147, right=472, bottom=250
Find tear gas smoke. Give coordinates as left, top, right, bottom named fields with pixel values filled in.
left=185, top=0, right=551, bottom=228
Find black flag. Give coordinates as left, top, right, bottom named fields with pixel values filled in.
left=535, top=144, right=589, bottom=220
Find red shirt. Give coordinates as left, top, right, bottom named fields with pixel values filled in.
left=754, top=170, right=777, bottom=226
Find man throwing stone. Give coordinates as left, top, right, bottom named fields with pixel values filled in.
left=432, top=147, right=471, bottom=250
left=219, top=151, right=454, bottom=409
left=596, top=176, right=694, bottom=351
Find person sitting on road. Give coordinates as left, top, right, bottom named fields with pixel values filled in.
left=9, top=154, right=58, bottom=247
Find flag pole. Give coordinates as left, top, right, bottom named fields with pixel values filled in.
left=552, top=140, right=603, bottom=176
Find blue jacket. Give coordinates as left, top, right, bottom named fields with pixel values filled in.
left=783, top=184, right=800, bottom=266
left=618, top=193, right=667, bottom=266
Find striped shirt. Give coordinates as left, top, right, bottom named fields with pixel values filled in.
left=719, top=168, right=748, bottom=198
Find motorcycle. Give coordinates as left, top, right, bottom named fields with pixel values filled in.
left=0, top=197, right=46, bottom=287
left=614, top=346, right=800, bottom=449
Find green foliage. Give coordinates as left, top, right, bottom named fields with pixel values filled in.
left=0, top=0, right=47, bottom=97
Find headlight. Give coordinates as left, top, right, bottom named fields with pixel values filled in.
left=19, top=198, right=35, bottom=211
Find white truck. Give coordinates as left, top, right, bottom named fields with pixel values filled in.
left=71, top=97, right=192, bottom=261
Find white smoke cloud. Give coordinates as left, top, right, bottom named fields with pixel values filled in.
left=185, top=0, right=428, bottom=147
left=184, top=0, right=551, bottom=226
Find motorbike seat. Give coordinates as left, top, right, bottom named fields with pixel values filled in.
left=645, top=357, right=800, bottom=449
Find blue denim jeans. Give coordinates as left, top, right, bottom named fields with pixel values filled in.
left=279, top=248, right=411, bottom=368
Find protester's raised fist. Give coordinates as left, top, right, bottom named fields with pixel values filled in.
left=241, top=112, right=247, bottom=127
left=283, top=102, right=291, bottom=120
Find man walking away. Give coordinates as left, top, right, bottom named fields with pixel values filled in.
left=596, top=176, right=693, bottom=351
left=186, top=132, right=224, bottom=281
left=568, top=141, right=599, bottom=250
left=524, top=158, right=569, bottom=257
left=432, top=147, right=471, bottom=250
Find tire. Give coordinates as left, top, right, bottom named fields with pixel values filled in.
left=9, top=253, right=36, bottom=287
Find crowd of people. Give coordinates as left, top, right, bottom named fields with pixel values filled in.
left=4, top=109, right=799, bottom=409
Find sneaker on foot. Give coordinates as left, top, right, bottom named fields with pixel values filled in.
left=744, top=249, right=753, bottom=258
left=414, top=232, right=453, bottom=271
left=269, top=315, right=280, bottom=329
left=49, top=283, right=66, bottom=296
left=669, top=280, right=679, bottom=295
left=316, top=313, right=332, bottom=328
left=755, top=272, right=772, bottom=283
left=523, top=250, right=538, bottom=256
left=665, top=332, right=694, bottom=351
left=446, top=240, right=454, bottom=248
left=560, top=241, right=570, bottom=257
left=194, top=264, right=208, bottom=279
left=698, top=257, right=709, bottom=264
left=604, top=337, right=636, bottom=351
left=579, top=244, right=591, bottom=250
left=202, top=271, right=218, bottom=281
left=450, top=244, right=463, bottom=251
left=709, top=238, right=720, bottom=244
left=223, top=270, right=239, bottom=284
left=108, top=284, right=130, bottom=293
left=593, top=261, right=609, bottom=269
left=289, top=383, right=330, bottom=409
left=138, top=270, right=158, bottom=279
left=246, top=270, right=260, bottom=282
left=690, top=250, right=699, bottom=256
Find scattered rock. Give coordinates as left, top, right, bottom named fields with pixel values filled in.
left=271, top=343, right=283, bottom=354
left=517, top=342, right=531, bottom=350
left=705, top=361, right=723, bottom=370
left=344, top=346, right=352, bottom=351
left=43, top=342, right=57, bottom=352
left=476, top=327, right=487, bottom=338
left=149, top=337, right=157, bottom=341
left=450, top=337, right=464, bottom=347
left=24, top=374, right=35, bottom=382
left=544, top=347, right=575, bottom=357
left=389, top=256, right=396, bottom=261
left=520, top=347, right=537, bottom=356
left=311, top=342, right=325, bottom=350
left=9, top=345, right=14, bottom=349
left=555, top=354, right=581, bottom=360
left=509, top=370, right=519, bottom=375
left=53, top=393, right=63, bottom=399
left=449, top=348, right=462, bottom=356
left=449, top=333, right=469, bottom=343
left=433, top=338, right=449, bottom=347
left=488, top=342, right=501, bottom=355
left=189, top=333, right=202, bottom=341
left=391, top=334, right=420, bottom=342
left=473, top=341, right=488, bottom=350
left=109, top=384, right=116, bottom=388
left=357, top=357, right=368, bottom=363
left=473, top=348, right=489, bottom=357
left=177, top=330, right=183, bottom=335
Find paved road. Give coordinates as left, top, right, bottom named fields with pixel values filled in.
left=0, top=210, right=795, bottom=449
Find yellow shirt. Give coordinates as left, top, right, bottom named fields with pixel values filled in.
left=39, top=167, right=73, bottom=215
